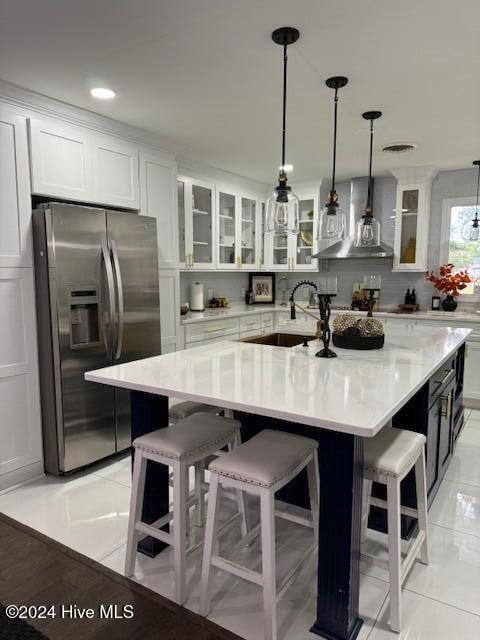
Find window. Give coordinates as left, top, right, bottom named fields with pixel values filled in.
left=442, top=198, right=480, bottom=296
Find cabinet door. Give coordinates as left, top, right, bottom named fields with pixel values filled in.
left=463, top=341, right=480, bottom=402
left=177, top=178, right=188, bottom=268
left=140, top=152, right=178, bottom=268
left=294, top=195, right=318, bottom=271
left=426, top=398, right=440, bottom=494
left=264, top=232, right=290, bottom=270
left=0, top=268, right=43, bottom=485
left=438, top=388, right=454, bottom=480
left=92, top=135, right=139, bottom=208
left=190, top=179, right=215, bottom=269
left=0, top=106, right=32, bottom=267
left=239, top=196, right=259, bottom=269
left=392, top=182, right=431, bottom=272
left=159, top=270, right=179, bottom=353
left=217, top=188, right=237, bottom=268
left=29, top=117, right=92, bottom=200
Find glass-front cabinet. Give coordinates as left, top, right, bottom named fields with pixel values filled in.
left=216, top=186, right=261, bottom=270
left=178, top=176, right=215, bottom=269
left=263, top=189, right=319, bottom=271
left=391, top=168, right=437, bottom=272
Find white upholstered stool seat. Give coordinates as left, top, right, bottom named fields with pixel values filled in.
left=169, top=400, right=220, bottom=423
left=364, top=427, right=426, bottom=478
left=135, top=412, right=239, bottom=461
left=209, top=429, right=318, bottom=488
left=200, top=430, right=320, bottom=640
left=362, top=427, right=428, bottom=634
left=124, top=413, right=248, bottom=606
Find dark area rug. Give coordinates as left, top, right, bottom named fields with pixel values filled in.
left=0, top=513, right=241, bottom=640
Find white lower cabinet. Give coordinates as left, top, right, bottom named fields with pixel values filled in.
left=464, top=340, right=480, bottom=404
left=0, top=268, right=43, bottom=490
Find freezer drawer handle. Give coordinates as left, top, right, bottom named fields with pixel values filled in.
left=110, top=240, right=124, bottom=360
left=101, top=240, right=116, bottom=357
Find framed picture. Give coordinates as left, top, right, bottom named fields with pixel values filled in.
left=249, top=272, right=275, bottom=304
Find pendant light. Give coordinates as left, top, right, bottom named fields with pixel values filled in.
left=355, top=110, right=382, bottom=247
left=265, top=27, right=300, bottom=237
left=462, top=160, right=480, bottom=242
left=318, top=76, right=349, bottom=240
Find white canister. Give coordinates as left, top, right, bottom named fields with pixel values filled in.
left=190, top=283, right=205, bottom=312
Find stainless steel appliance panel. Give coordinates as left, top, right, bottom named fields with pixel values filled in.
left=49, top=203, right=117, bottom=471
left=106, top=211, right=161, bottom=451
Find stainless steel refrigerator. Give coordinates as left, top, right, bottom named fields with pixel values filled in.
left=33, top=202, right=161, bottom=474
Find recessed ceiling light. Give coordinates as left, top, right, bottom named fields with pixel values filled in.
left=279, top=164, right=294, bottom=172
left=91, top=87, right=116, bottom=99
left=382, top=143, right=417, bottom=154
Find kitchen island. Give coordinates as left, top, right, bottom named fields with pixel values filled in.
left=85, top=324, right=470, bottom=640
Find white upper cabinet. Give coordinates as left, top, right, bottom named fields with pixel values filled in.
left=140, top=152, right=178, bottom=268
left=216, top=186, right=262, bottom=270
left=0, top=105, right=32, bottom=267
left=29, top=117, right=141, bottom=209
left=391, top=166, right=437, bottom=272
left=92, top=134, right=139, bottom=208
left=29, top=117, right=92, bottom=200
left=180, top=176, right=216, bottom=270
left=263, top=188, right=319, bottom=271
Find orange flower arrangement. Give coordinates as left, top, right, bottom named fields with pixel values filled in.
left=426, top=263, right=471, bottom=297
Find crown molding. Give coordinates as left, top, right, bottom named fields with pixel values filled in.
left=390, top=165, right=438, bottom=184
left=0, top=78, right=184, bottom=158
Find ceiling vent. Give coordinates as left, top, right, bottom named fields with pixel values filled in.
left=382, top=143, right=417, bottom=154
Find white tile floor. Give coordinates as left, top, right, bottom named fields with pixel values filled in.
left=2, top=411, right=480, bottom=639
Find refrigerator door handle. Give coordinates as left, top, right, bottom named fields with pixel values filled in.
left=101, top=240, right=116, bottom=357
left=110, top=239, right=124, bottom=360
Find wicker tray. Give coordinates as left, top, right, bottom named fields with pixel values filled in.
left=332, top=333, right=385, bottom=350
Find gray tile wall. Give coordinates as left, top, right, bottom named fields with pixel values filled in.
left=180, top=168, right=479, bottom=310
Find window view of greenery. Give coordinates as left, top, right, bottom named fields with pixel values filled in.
left=449, top=206, right=480, bottom=295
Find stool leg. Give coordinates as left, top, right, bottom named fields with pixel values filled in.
left=124, top=450, right=147, bottom=577
left=361, top=479, right=372, bottom=543
left=231, top=432, right=249, bottom=538
left=387, top=476, right=402, bottom=633
left=194, top=460, right=206, bottom=527
left=173, top=461, right=188, bottom=605
left=199, top=473, right=221, bottom=617
left=306, top=453, right=320, bottom=545
left=260, top=489, right=277, bottom=640
left=415, top=449, right=429, bottom=565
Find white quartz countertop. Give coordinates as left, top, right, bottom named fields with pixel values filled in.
left=85, top=325, right=471, bottom=438
left=181, top=303, right=480, bottom=325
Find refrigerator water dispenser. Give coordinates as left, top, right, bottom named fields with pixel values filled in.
left=69, top=288, right=100, bottom=348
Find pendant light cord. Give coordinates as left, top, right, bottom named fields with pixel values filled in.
left=475, top=163, right=480, bottom=219
left=331, top=88, right=338, bottom=193
left=281, top=44, right=287, bottom=170
left=366, top=119, right=374, bottom=211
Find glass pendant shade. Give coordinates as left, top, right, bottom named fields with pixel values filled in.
left=355, top=213, right=381, bottom=247
left=462, top=218, right=480, bottom=242
left=318, top=204, right=346, bottom=240
left=265, top=184, right=299, bottom=236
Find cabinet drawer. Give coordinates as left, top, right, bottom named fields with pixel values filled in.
left=186, top=334, right=235, bottom=349
left=239, top=315, right=262, bottom=333
left=261, top=313, right=274, bottom=328
left=185, top=317, right=238, bottom=343
left=428, top=356, right=456, bottom=405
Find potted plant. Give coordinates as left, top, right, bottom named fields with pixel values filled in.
left=425, top=263, right=472, bottom=311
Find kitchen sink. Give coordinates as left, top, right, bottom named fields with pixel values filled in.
left=240, top=332, right=315, bottom=347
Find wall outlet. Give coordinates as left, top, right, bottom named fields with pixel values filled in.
left=208, top=288, right=213, bottom=300
left=303, top=287, right=309, bottom=298
left=241, top=287, right=246, bottom=297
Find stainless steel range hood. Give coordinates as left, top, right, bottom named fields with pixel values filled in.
left=313, top=177, right=394, bottom=259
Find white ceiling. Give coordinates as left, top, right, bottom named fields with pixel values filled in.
left=0, top=0, right=479, bottom=184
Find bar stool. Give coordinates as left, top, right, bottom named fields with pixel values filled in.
left=124, top=412, right=248, bottom=605
left=169, top=400, right=221, bottom=424
left=361, top=427, right=429, bottom=633
left=199, top=430, right=320, bottom=640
